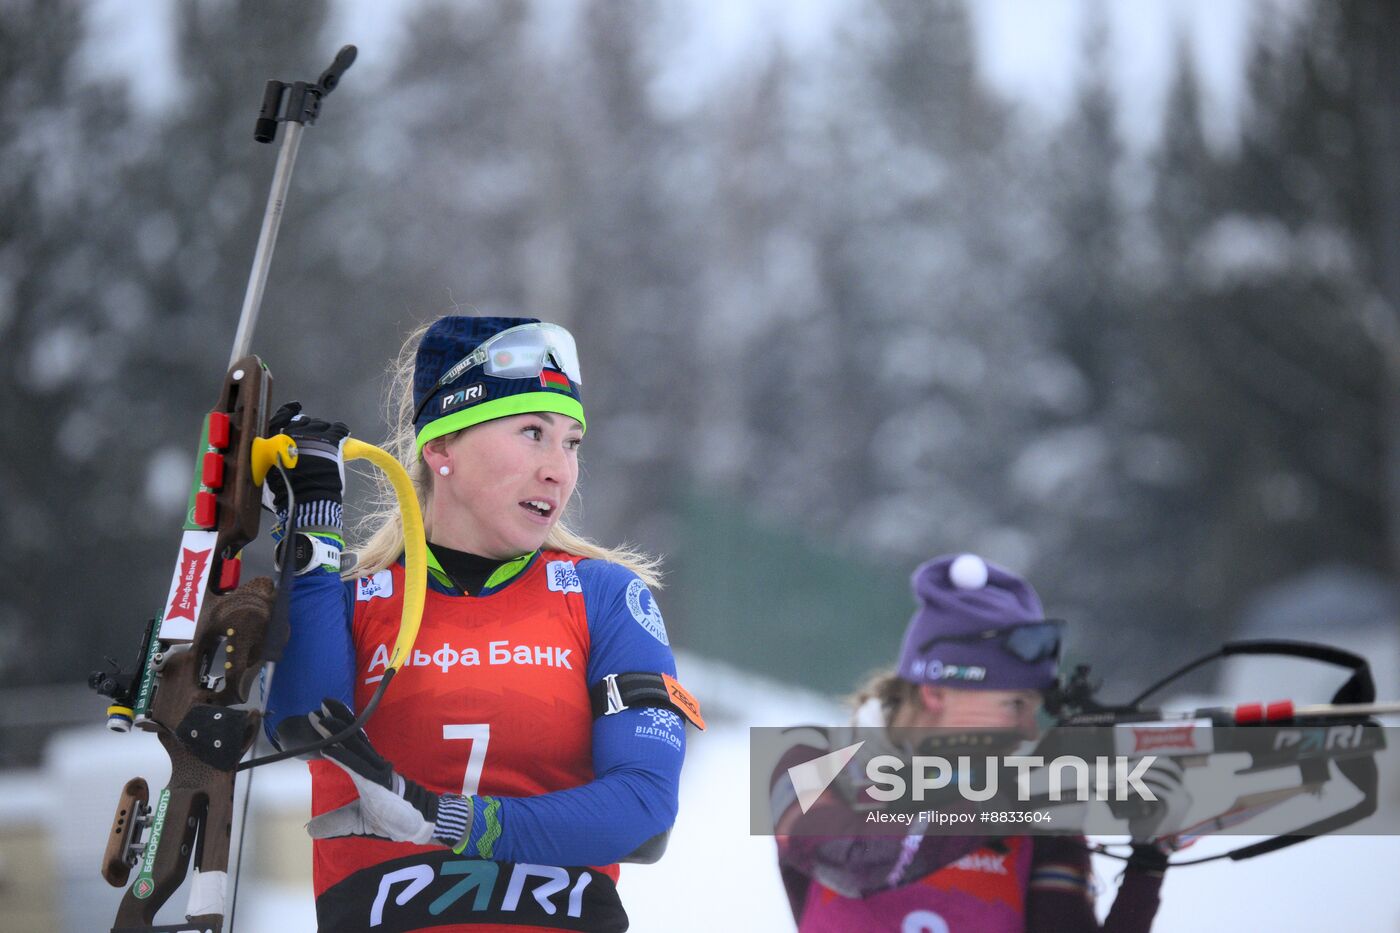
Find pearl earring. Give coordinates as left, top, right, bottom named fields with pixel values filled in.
left=439, top=465, right=451, bottom=476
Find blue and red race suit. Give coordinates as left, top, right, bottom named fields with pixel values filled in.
left=266, top=547, right=686, bottom=933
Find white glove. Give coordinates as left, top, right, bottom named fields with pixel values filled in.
left=278, top=699, right=473, bottom=848
left=1128, top=755, right=1192, bottom=843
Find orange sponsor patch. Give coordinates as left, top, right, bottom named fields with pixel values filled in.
left=662, top=673, right=705, bottom=730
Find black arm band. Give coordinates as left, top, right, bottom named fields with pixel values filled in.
left=589, top=672, right=706, bottom=730
left=589, top=672, right=673, bottom=718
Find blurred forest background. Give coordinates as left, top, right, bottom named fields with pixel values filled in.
left=4, top=0, right=1400, bottom=764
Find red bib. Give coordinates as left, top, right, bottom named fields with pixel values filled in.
left=801, top=837, right=1033, bottom=932
left=310, top=551, right=619, bottom=921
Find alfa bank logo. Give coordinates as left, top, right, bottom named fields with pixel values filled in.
left=786, top=741, right=865, bottom=813
left=166, top=547, right=211, bottom=622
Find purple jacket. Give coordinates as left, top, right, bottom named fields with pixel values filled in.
left=773, top=731, right=1163, bottom=932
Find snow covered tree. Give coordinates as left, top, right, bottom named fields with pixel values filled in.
left=1143, top=5, right=1388, bottom=658
left=0, top=1, right=139, bottom=686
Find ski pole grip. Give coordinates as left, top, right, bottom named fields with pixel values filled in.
left=343, top=440, right=425, bottom=672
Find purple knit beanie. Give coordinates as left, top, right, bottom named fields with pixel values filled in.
left=895, top=554, right=1059, bottom=690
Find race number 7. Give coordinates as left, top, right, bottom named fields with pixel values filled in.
left=443, top=724, right=490, bottom=796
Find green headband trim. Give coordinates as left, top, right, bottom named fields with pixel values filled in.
left=415, top=392, right=586, bottom=456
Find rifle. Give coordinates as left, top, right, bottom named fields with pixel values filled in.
left=1040, top=639, right=1398, bottom=865
left=85, top=46, right=429, bottom=933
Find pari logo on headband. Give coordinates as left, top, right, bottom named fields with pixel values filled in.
left=911, top=658, right=988, bottom=682
left=439, top=382, right=486, bottom=415
left=412, top=316, right=588, bottom=455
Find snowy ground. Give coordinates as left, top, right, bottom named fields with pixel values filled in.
left=10, top=654, right=1399, bottom=931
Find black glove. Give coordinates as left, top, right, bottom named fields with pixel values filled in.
left=276, top=699, right=475, bottom=849
left=1126, top=842, right=1170, bottom=875
left=263, top=401, right=350, bottom=536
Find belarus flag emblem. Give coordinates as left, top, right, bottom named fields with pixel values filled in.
left=540, top=369, right=571, bottom=391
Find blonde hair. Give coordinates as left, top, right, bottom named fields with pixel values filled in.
left=348, top=320, right=664, bottom=588
left=850, top=668, right=925, bottom=728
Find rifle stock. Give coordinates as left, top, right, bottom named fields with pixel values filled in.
left=89, top=47, right=374, bottom=933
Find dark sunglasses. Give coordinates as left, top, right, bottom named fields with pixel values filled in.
left=918, top=620, right=1064, bottom=664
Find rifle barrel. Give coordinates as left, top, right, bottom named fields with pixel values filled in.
left=230, top=122, right=305, bottom=366
left=1292, top=701, right=1400, bottom=718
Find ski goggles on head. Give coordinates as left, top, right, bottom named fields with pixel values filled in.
left=412, top=322, right=583, bottom=427
left=919, top=620, right=1064, bottom=665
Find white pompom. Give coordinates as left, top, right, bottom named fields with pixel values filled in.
left=949, top=554, right=989, bottom=590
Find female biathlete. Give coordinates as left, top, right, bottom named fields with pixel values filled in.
left=774, top=554, right=1182, bottom=932
left=263, top=316, right=701, bottom=932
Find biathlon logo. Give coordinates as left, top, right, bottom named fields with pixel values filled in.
left=625, top=578, right=668, bottom=645
left=357, top=570, right=394, bottom=602
left=166, top=547, right=211, bottom=622
left=634, top=708, right=683, bottom=750
left=642, top=708, right=681, bottom=730
left=440, top=383, right=486, bottom=414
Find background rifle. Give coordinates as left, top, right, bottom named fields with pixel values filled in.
left=1040, top=639, right=1398, bottom=865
